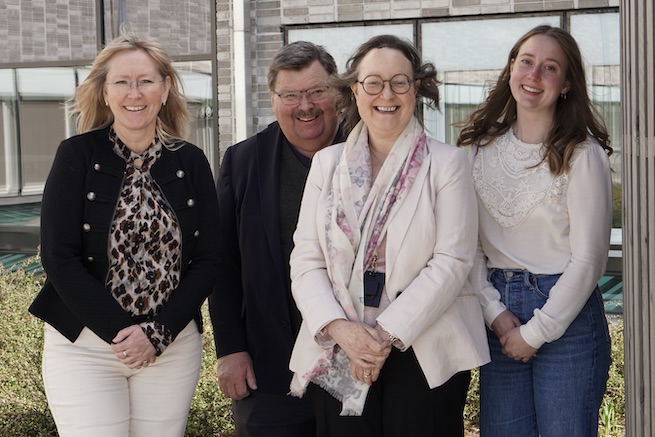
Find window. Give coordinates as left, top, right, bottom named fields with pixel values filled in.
left=0, top=69, right=18, bottom=196
left=570, top=12, right=621, bottom=228
left=17, top=68, right=76, bottom=194
left=288, top=24, right=414, bottom=73
left=421, top=16, right=561, bottom=143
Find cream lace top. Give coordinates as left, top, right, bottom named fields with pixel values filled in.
left=469, top=129, right=612, bottom=349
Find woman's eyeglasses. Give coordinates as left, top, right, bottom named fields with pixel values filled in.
left=357, top=74, right=414, bottom=95
left=106, top=79, right=165, bottom=92
left=274, top=85, right=330, bottom=106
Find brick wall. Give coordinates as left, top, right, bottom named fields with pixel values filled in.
left=0, top=0, right=211, bottom=64
left=0, top=0, right=97, bottom=63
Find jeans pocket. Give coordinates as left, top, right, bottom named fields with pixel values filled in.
left=592, top=288, right=612, bottom=344
left=531, top=274, right=561, bottom=299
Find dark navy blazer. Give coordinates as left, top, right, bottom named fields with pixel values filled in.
left=208, top=121, right=343, bottom=394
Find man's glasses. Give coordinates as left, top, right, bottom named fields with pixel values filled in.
left=357, top=74, right=414, bottom=95
left=106, top=79, right=165, bottom=92
left=274, top=85, right=330, bottom=106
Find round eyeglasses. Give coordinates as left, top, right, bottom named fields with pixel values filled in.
left=274, top=85, right=330, bottom=106
left=357, top=74, right=414, bottom=95
left=106, top=79, right=165, bottom=92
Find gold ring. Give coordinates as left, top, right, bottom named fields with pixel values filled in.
left=122, top=350, right=128, bottom=358
left=364, top=372, right=371, bottom=378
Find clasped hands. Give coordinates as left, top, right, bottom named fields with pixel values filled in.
left=491, top=310, right=537, bottom=362
left=325, top=319, right=392, bottom=386
left=214, top=319, right=392, bottom=401
left=111, top=324, right=157, bottom=369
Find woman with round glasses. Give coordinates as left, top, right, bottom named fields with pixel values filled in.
left=29, top=34, right=219, bottom=436
left=288, top=34, right=489, bottom=436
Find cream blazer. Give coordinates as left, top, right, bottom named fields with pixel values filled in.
left=289, top=136, right=490, bottom=389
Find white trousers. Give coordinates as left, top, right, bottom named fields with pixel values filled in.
left=42, top=321, right=202, bottom=437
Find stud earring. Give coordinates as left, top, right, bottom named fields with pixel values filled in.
left=560, top=93, right=568, bottom=100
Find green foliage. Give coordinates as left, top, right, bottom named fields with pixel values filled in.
left=0, top=259, right=627, bottom=437
left=0, top=263, right=56, bottom=436
left=612, top=182, right=622, bottom=229
left=464, top=367, right=481, bottom=434
left=600, top=319, right=625, bottom=436
left=0, top=259, right=234, bottom=436
left=185, top=305, right=235, bottom=437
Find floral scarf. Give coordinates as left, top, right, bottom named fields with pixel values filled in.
left=290, top=117, right=427, bottom=415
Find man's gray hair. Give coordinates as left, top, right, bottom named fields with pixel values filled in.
left=267, top=41, right=337, bottom=91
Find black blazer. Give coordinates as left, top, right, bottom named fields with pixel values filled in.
left=29, top=127, right=220, bottom=346
left=208, top=121, right=343, bottom=394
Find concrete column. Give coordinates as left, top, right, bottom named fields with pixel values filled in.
left=621, top=1, right=655, bottom=435
left=233, top=0, right=251, bottom=143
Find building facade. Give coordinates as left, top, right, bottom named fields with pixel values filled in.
left=1, top=0, right=622, bottom=309
left=1, top=0, right=620, bottom=201
left=0, top=0, right=217, bottom=203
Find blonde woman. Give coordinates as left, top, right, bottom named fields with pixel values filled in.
left=29, top=35, right=219, bottom=436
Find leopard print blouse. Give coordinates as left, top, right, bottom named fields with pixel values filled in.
left=105, top=128, right=181, bottom=355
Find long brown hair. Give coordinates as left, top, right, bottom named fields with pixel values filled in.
left=70, top=34, right=189, bottom=146
left=457, top=25, right=612, bottom=175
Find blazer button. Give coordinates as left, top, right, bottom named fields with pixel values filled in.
left=87, top=256, right=94, bottom=262
left=187, top=198, right=195, bottom=207
left=94, top=163, right=101, bottom=171
left=176, top=170, right=185, bottom=178
left=193, top=230, right=200, bottom=237
left=86, top=192, right=96, bottom=201
left=82, top=223, right=91, bottom=232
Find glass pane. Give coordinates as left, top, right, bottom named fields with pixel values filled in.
left=16, top=68, right=77, bottom=194
left=174, top=60, right=215, bottom=169
left=289, top=25, right=414, bottom=73
left=18, top=101, right=66, bottom=190
left=0, top=69, right=19, bottom=196
left=570, top=12, right=621, bottom=228
left=421, top=16, right=560, bottom=143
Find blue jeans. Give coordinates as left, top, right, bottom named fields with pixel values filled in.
left=479, top=269, right=611, bottom=437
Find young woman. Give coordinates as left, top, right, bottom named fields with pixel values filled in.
left=458, top=25, right=613, bottom=437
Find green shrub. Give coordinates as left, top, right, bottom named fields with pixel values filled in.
left=0, top=259, right=626, bottom=436
left=600, top=319, right=625, bottom=436
left=0, top=262, right=56, bottom=436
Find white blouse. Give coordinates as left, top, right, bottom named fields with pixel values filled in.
left=470, top=129, right=612, bottom=349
